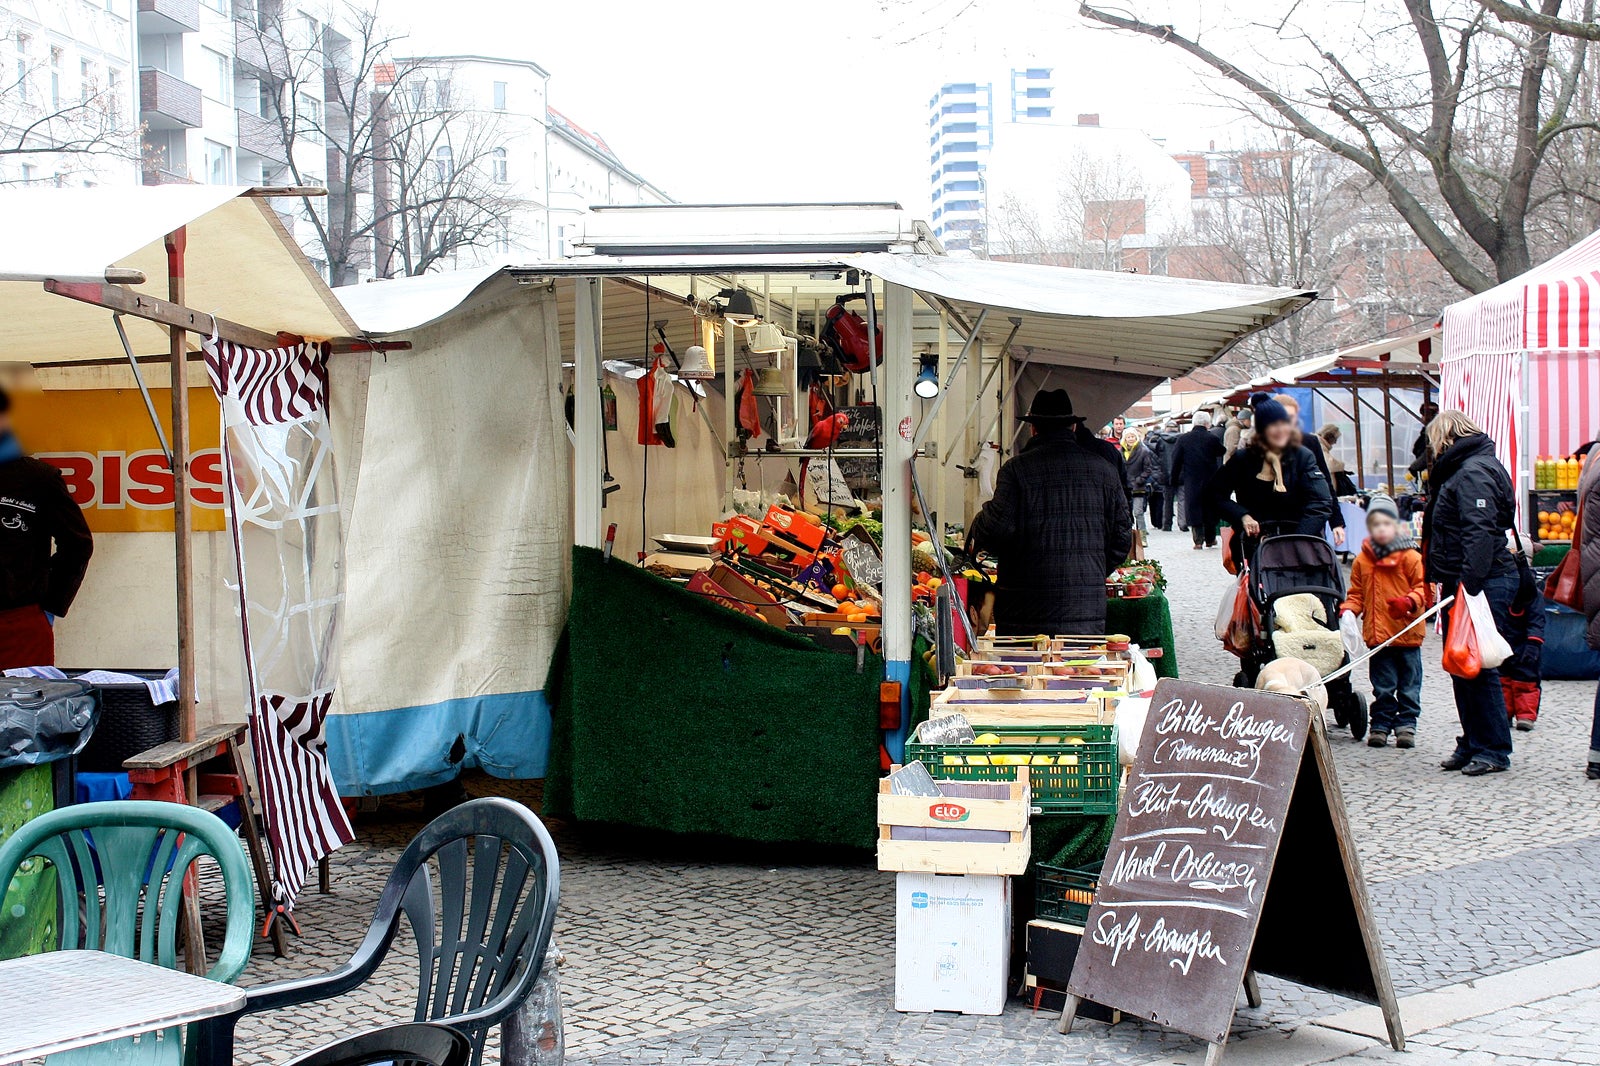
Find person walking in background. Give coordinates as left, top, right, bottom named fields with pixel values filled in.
left=1578, top=443, right=1600, bottom=779
left=1409, top=401, right=1441, bottom=486
left=1423, top=410, right=1519, bottom=777
left=1223, top=407, right=1252, bottom=455
left=1273, top=393, right=1347, bottom=548
left=1319, top=423, right=1360, bottom=496
left=1340, top=494, right=1428, bottom=749
left=1499, top=532, right=1545, bottom=733
left=968, top=389, right=1132, bottom=636
left=1170, top=410, right=1226, bottom=549
left=1206, top=394, right=1333, bottom=570
left=1144, top=422, right=1174, bottom=531
left=0, top=386, right=94, bottom=670
left=1122, top=427, right=1158, bottom=537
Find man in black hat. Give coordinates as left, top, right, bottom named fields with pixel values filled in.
left=967, top=389, right=1132, bottom=635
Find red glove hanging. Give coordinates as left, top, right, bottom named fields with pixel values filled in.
left=1385, top=596, right=1414, bottom=619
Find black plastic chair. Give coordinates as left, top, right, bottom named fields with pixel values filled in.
left=197, top=797, right=559, bottom=1066
left=279, top=1023, right=471, bottom=1066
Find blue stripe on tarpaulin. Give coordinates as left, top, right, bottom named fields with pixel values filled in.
left=324, top=690, right=551, bottom=796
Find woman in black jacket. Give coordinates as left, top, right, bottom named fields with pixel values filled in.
left=1423, top=410, right=1518, bottom=776
left=1122, top=428, right=1158, bottom=536
left=1206, top=394, right=1333, bottom=568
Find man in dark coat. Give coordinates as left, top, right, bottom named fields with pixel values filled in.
left=1168, top=411, right=1227, bottom=549
left=0, top=387, right=94, bottom=669
left=1147, top=422, right=1178, bottom=530
left=968, top=390, right=1131, bottom=636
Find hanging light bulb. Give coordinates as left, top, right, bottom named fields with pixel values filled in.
left=914, top=354, right=940, bottom=399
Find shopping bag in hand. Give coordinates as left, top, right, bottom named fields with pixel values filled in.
left=1442, top=585, right=1513, bottom=678
left=1221, top=568, right=1258, bottom=657
left=1465, top=588, right=1512, bottom=669
left=1339, top=610, right=1365, bottom=661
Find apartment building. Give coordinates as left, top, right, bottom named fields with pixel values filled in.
left=1, top=0, right=138, bottom=186
left=926, top=66, right=1053, bottom=254
left=396, top=54, right=670, bottom=267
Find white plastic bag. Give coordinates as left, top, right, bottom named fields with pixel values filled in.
left=1339, top=611, right=1365, bottom=661
left=1463, top=590, right=1513, bottom=670
left=1215, top=582, right=1239, bottom=640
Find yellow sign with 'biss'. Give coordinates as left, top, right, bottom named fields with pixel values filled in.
left=12, top=388, right=226, bottom=533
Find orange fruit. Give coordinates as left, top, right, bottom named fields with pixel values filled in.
left=831, top=583, right=850, bottom=599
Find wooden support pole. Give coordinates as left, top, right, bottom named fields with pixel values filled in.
left=1382, top=376, right=1396, bottom=491
left=1350, top=383, right=1365, bottom=493
left=165, top=229, right=196, bottom=748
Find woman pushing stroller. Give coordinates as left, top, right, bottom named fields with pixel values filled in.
left=1206, top=393, right=1334, bottom=566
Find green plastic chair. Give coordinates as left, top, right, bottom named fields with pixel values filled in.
left=0, top=800, right=255, bottom=1065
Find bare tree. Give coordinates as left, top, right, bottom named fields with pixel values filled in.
left=1079, top=0, right=1600, bottom=292
left=1174, top=143, right=1457, bottom=373
left=986, top=145, right=1186, bottom=270
left=0, top=23, right=137, bottom=183
left=242, top=1, right=520, bottom=283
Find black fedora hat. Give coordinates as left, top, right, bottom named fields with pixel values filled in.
left=1020, top=388, right=1080, bottom=423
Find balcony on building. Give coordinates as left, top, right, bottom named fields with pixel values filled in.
left=142, top=163, right=192, bottom=185
left=234, top=17, right=290, bottom=75
left=236, top=109, right=287, bottom=164
left=139, top=68, right=203, bottom=129
left=137, top=0, right=200, bottom=34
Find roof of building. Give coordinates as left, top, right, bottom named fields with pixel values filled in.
left=396, top=53, right=551, bottom=78
left=546, top=107, right=669, bottom=199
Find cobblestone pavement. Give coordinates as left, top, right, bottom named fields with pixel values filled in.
left=1343, top=981, right=1600, bottom=1066
left=223, top=528, right=1600, bottom=1065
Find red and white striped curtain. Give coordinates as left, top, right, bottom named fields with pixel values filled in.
left=1440, top=350, right=1525, bottom=526
left=203, top=336, right=353, bottom=907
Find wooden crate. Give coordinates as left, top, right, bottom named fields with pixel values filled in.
left=877, top=770, right=1032, bottom=876
left=930, top=687, right=1114, bottom=725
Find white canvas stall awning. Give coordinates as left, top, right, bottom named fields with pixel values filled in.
left=0, top=185, right=359, bottom=365
left=338, top=253, right=1314, bottom=380
left=1221, top=327, right=1441, bottom=403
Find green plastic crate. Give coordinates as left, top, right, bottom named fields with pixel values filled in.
left=1035, top=861, right=1103, bottom=925
left=906, top=722, right=1120, bottom=814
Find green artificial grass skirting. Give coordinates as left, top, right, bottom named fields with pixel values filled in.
left=545, top=547, right=885, bottom=849
left=1106, top=590, right=1179, bottom=678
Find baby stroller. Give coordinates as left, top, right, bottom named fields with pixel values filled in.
left=1231, top=533, right=1368, bottom=740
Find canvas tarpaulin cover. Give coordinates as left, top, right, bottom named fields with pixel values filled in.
left=324, top=283, right=570, bottom=795
left=202, top=336, right=353, bottom=907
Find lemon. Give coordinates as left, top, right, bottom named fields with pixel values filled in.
left=1030, top=754, right=1055, bottom=766
left=966, top=755, right=990, bottom=766
left=1062, top=754, right=1079, bottom=767
left=974, top=733, right=1003, bottom=745
left=941, top=755, right=962, bottom=767
left=1039, top=736, right=1061, bottom=745
left=1065, top=737, right=1086, bottom=746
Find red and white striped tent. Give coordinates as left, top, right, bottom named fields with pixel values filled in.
left=1441, top=227, right=1600, bottom=520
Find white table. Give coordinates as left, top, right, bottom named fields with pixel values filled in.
left=0, top=950, right=246, bottom=1063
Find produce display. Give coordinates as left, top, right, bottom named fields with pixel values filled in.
left=1535, top=453, right=1587, bottom=490
left=1107, top=560, right=1164, bottom=599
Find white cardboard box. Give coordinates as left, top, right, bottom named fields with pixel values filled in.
left=894, top=871, right=1012, bottom=1015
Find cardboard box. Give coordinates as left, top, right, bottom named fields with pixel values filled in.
left=763, top=505, right=826, bottom=551
left=895, top=872, right=1011, bottom=1015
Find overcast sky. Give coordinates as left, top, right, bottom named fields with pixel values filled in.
left=379, top=0, right=1278, bottom=212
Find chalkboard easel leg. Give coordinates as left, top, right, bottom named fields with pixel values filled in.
left=1244, top=971, right=1262, bottom=1009
left=1056, top=994, right=1082, bottom=1035
left=1205, top=1038, right=1229, bottom=1066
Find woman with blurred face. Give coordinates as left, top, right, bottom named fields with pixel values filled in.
left=1206, top=393, right=1334, bottom=570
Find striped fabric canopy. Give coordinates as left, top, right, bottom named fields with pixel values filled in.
left=1442, top=228, right=1600, bottom=501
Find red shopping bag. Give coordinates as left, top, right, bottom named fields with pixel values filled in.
left=1441, top=586, right=1482, bottom=679
left=1222, top=568, right=1258, bottom=657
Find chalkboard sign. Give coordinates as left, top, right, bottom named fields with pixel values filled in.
left=1063, top=678, right=1403, bottom=1060
left=836, top=404, right=881, bottom=445
left=839, top=532, right=884, bottom=591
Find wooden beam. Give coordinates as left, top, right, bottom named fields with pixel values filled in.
left=104, top=268, right=147, bottom=285
left=243, top=186, right=329, bottom=198
left=41, top=279, right=404, bottom=354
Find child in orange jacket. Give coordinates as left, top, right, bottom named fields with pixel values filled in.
left=1340, top=495, right=1429, bottom=749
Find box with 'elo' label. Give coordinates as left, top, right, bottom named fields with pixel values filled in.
left=894, top=871, right=1012, bottom=1015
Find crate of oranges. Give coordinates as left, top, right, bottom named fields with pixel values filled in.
left=1534, top=498, right=1578, bottom=544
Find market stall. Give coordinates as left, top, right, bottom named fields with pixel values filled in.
left=0, top=184, right=373, bottom=912
left=1442, top=225, right=1600, bottom=532
left=327, top=204, right=1312, bottom=826
left=1223, top=327, right=1441, bottom=494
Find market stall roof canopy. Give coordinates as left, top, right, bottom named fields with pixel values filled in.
left=1222, top=326, right=1441, bottom=404
left=0, top=185, right=359, bottom=364
left=1444, top=224, right=1600, bottom=360
left=341, top=256, right=1315, bottom=382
